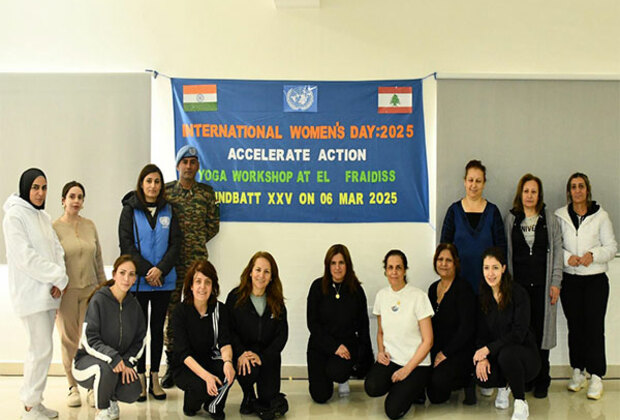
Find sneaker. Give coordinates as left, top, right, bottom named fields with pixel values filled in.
left=480, top=387, right=494, bottom=397
left=587, top=374, right=603, bottom=400
left=94, top=409, right=114, bottom=420
left=66, top=386, right=82, bottom=407
left=21, top=407, right=48, bottom=420
left=533, top=382, right=549, bottom=399
left=34, top=404, right=59, bottom=418
left=495, top=386, right=510, bottom=409
left=511, top=399, right=529, bottom=420
left=338, top=381, right=350, bottom=397
left=108, top=401, right=120, bottom=420
left=87, top=389, right=96, bottom=408
left=568, top=368, right=587, bottom=392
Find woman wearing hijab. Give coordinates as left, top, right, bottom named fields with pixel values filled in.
left=3, top=168, right=69, bottom=420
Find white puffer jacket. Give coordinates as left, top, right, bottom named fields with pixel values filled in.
left=2, top=194, right=68, bottom=317
left=555, top=204, right=617, bottom=275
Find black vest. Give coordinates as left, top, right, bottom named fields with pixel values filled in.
left=511, top=211, right=548, bottom=286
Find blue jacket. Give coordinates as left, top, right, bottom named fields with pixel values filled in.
left=119, top=191, right=181, bottom=292
left=440, top=200, right=506, bottom=293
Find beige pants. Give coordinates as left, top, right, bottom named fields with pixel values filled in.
left=56, top=286, right=94, bottom=387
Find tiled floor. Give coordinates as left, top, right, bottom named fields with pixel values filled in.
left=1, top=376, right=617, bottom=419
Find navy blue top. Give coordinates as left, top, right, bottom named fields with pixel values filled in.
left=440, top=201, right=506, bottom=293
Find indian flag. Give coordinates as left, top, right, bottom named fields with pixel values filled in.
left=378, top=87, right=412, bottom=114
left=183, top=84, right=217, bottom=112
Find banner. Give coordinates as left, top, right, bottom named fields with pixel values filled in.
left=171, top=78, right=428, bottom=223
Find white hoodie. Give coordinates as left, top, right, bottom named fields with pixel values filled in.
left=3, top=194, right=68, bottom=317
left=555, top=204, right=617, bottom=276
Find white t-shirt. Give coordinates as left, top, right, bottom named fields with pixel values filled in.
left=373, top=283, right=434, bottom=367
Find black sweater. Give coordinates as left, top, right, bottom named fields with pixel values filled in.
left=306, top=278, right=373, bottom=376
left=428, top=277, right=476, bottom=359
left=170, top=301, right=231, bottom=370
left=225, top=287, right=288, bottom=360
left=476, top=283, right=537, bottom=355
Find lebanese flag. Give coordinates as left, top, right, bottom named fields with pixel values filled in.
left=183, top=84, right=217, bottom=112
left=378, top=87, right=412, bottom=114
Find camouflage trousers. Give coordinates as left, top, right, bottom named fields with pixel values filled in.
left=163, top=266, right=187, bottom=351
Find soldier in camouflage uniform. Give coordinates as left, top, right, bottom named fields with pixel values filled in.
left=161, top=145, right=220, bottom=388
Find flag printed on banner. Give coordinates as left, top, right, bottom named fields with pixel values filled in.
left=378, top=87, right=412, bottom=114
left=183, top=84, right=217, bottom=112
left=283, top=85, right=318, bottom=112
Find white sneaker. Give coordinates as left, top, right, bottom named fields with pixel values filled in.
left=21, top=407, right=48, bottom=420
left=87, top=389, right=96, bottom=408
left=108, top=400, right=120, bottom=420
left=511, top=399, right=529, bottom=420
left=480, top=387, right=494, bottom=397
left=568, top=368, right=587, bottom=392
left=34, top=404, right=58, bottom=418
left=587, top=374, right=603, bottom=400
left=495, top=386, right=510, bottom=409
left=94, top=409, right=114, bottom=420
left=338, top=381, right=350, bottom=397
left=66, top=386, right=82, bottom=407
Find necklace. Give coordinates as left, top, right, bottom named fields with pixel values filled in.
left=333, top=282, right=343, bottom=300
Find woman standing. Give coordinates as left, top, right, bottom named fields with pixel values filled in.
left=53, top=181, right=107, bottom=407
left=365, top=250, right=433, bottom=420
left=474, top=248, right=540, bottom=420
left=73, top=255, right=147, bottom=420
left=3, top=168, right=68, bottom=420
left=226, top=252, right=288, bottom=420
left=505, top=174, right=563, bottom=398
left=170, top=259, right=235, bottom=419
left=426, top=244, right=476, bottom=405
left=119, top=164, right=181, bottom=401
left=440, top=159, right=506, bottom=293
left=306, top=244, right=373, bottom=403
left=555, top=173, right=617, bottom=399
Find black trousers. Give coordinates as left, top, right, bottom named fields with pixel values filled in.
left=520, top=283, right=550, bottom=388
left=426, top=352, right=471, bottom=404
left=476, top=344, right=540, bottom=400
left=364, top=362, right=431, bottom=420
left=307, top=348, right=355, bottom=403
left=134, top=290, right=172, bottom=374
left=560, top=272, right=609, bottom=377
left=236, top=353, right=282, bottom=405
left=173, top=359, right=233, bottom=415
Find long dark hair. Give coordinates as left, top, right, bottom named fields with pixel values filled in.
left=135, top=164, right=165, bottom=206
left=88, top=255, right=136, bottom=303
left=479, top=247, right=513, bottom=313
left=321, top=244, right=361, bottom=295
left=236, top=251, right=285, bottom=319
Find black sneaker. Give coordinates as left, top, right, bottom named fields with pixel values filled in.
left=534, top=383, right=549, bottom=399
left=240, top=392, right=256, bottom=415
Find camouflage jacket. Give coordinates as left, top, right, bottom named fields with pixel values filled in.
left=165, top=180, right=219, bottom=264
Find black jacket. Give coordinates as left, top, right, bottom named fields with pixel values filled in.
left=306, top=277, right=374, bottom=378
left=476, top=282, right=537, bottom=355
left=225, top=287, right=288, bottom=360
left=118, top=190, right=181, bottom=277
left=428, top=276, right=476, bottom=359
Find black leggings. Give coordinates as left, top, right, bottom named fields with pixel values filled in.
left=365, top=362, right=430, bottom=420
left=307, top=348, right=355, bottom=403
left=476, top=344, right=540, bottom=400
left=560, top=273, right=609, bottom=377
left=134, top=290, right=172, bottom=374
left=237, top=353, right=282, bottom=405
left=173, top=359, right=233, bottom=415
left=521, top=283, right=550, bottom=387
left=426, top=352, right=471, bottom=404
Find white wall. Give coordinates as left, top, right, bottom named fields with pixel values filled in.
left=1, top=0, right=619, bottom=372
